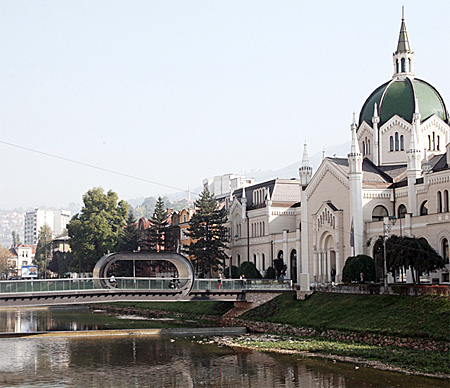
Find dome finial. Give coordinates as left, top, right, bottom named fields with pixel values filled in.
left=396, top=7, right=411, bottom=54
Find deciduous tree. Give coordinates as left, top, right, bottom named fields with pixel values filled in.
left=34, top=224, right=53, bottom=278
left=67, top=187, right=129, bottom=272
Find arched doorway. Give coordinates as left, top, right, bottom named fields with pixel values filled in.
left=290, top=250, right=297, bottom=283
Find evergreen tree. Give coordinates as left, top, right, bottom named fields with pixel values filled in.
left=187, top=188, right=228, bottom=277
left=11, top=231, right=21, bottom=246
left=147, top=197, right=169, bottom=252
left=34, top=224, right=53, bottom=278
left=117, top=211, right=140, bottom=252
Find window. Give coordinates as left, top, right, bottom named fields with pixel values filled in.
left=419, top=201, right=428, bottom=216
left=400, top=135, right=404, bottom=151
left=442, top=239, right=449, bottom=264
left=182, top=214, right=187, bottom=223
left=390, top=136, right=394, bottom=152
left=395, top=132, right=399, bottom=151
left=262, top=253, right=265, bottom=271
left=398, top=204, right=407, bottom=219
left=253, top=254, right=257, bottom=265
left=437, top=191, right=443, bottom=213
left=444, top=190, right=449, bottom=212
left=372, top=205, right=388, bottom=221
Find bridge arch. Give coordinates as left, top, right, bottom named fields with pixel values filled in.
left=93, top=251, right=195, bottom=298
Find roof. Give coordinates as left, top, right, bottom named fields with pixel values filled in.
left=359, top=78, right=449, bottom=127
left=396, top=17, right=411, bottom=53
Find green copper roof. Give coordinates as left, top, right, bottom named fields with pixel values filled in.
left=359, top=78, right=449, bottom=127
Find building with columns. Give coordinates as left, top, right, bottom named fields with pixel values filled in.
left=227, top=12, right=449, bottom=286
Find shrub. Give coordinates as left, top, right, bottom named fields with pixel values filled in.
left=238, top=261, right=262, bottom=279
left=342, top=254, right=376, bottom=283
left=223, top=265, right=239, bottom=279
left=264, top=266, right=276, bottom=279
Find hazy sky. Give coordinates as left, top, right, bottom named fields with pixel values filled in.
left=1, top=0, right=449, bottom=210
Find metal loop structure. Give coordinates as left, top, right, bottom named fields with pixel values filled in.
left=93, top=252, right=195, bottom=299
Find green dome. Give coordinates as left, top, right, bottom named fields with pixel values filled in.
left=359, top=78, right=449, bottom=127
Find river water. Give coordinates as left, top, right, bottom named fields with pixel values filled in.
left=0, top=307, right=446, bottom=388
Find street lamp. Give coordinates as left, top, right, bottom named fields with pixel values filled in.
left=383, top=216, right=397, bottom=290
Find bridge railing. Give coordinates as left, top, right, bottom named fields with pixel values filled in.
left=0, top=277, right=191, bottom=294
left=0, top=277, right=292, bottom=295
left=192, top=278, right=292, bottom=291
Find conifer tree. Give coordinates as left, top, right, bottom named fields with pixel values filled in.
left=147, top=197, right=169, bottom=252
left=118, top=211, right=140, bottom=252
left=187, top=188, right=228, bottom=277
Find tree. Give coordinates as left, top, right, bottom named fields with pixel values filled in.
left=67, top=187, right=129, bottom=273
left=11, top=231, right=21, bottom=246
left=117, top=211, right=140, bottom=252
left=381, top=235, right=445, bottom=284
left=0, top=244, right=13, bottom=279
left=238, top=261, right=262, bottom=279
left=186, top=188, right=228, bottom=277
left=273, top=258, right=287, bottom=279
left=342, top=255, right=376, bottom=283
left=47, top=251, right=75, bottom=276
left=147, top=197, right=169, bottom=252
left=34, top=224, right=53, bottom=278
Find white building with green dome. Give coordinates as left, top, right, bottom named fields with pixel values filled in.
left=227, top=12, right=449, bottom=287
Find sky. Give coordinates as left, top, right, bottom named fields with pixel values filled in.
left=1, top=0, right=449, bottom=210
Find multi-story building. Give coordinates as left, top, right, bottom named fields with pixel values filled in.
left=24, top=209, right=71, bottom=245
left=203, top=174, right=255, bottom=198
left=227, top=12, right=449, bottom=287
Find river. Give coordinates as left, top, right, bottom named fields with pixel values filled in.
left=0, top=307, right=446, bottom=388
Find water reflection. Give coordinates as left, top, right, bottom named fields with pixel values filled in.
left=0, top=336, right=445, bottom=388
left=0, top=307, right=100, bottom=333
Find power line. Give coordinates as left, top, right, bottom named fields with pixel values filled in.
left=0, top=139, right=200, bottom=195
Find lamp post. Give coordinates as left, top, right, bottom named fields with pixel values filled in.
left=383, top=216, right=397, bottom=290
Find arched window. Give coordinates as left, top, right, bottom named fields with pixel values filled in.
left=428, top=135, right=431, bottom=150
left=390, top=136, right=394, bottom=151
left=253, top=254, right=257, bottom=265
left=442, top=239, right=449, bottom=264
left=237, top=254, right=241, bottom=267
left=396, top=59, right=400, bottom=74
left=368, top=139, right=370, bottom=154
left=398, top=204, right=407, bottom=219
left=437, top=191, right=443, bottom=213
left=372, top=205, right=389, bottom=221
left=262, top=253, right=266, bottom=271
left=419, top=201, right=428, bottom=216
left=395, top=132, right=399, bottom=151
left=401, top=58, right=406, bottom=72
left=400, top=135, right=404, bottom=151
left=408, top=58, right=412, bottom=72
left=437, top=135, right=440, bottom=151
left=444, top=190, right=449, bottom=213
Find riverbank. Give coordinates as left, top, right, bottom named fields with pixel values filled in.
left=97, top=292, right=450, bottom=377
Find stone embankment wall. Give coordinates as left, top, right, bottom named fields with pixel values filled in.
left=311, top=284, right=450, bottom=297
left=219, top=317, right=448, bottom=353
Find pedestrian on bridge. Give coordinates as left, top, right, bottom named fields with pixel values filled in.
left=218, top=273, right=222, bottom=290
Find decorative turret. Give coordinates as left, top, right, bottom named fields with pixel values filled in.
left=299, top=143, right=313, bottom=187
left=406, top=99, right=422, bottom=215
left=348, top=113, right=364, bottom=255
left=372, top=103, right=380, bottom=165
left=393, top=7, right=414, bottom=79
left=241, top=183, right=247, bottom=220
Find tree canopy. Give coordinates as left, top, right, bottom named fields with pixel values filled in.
left=147, top=196, right=169, bottom=252
left=34, top=224, right=53, bottom=278
left=117, top=211, right=140, bottom=252
left=380, top=235, right=445, bottom=284
left=67, top=187, right=129, bottom=272
left=186, top=188, right=228, bottom=277
left=342, top=254, right=376, bottom=283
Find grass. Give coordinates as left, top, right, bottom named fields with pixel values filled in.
left=230, top=335, right=450, bottom=375
left=240, top=292, right=450, bottom=342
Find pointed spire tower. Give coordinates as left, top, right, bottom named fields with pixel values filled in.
left=393, top=7, right=414, bottom=79
left=299, top=142, right=312, bottom=187
left=348, top=113, right=364, bottom=255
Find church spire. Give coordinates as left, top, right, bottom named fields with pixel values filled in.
left=396, top=6, right=411, bottom=54
left=299, top=142, right=312, bottom=187
left=393, top=7, right=414, bottom=79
